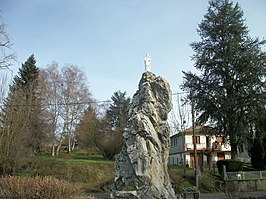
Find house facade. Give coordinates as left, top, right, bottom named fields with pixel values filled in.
left=169, top=126, right=231, bottom=169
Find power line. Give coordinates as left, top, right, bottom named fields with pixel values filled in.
left=172, top=91, right=189, bottom=95
left=0, top=100, right=112, bottom=107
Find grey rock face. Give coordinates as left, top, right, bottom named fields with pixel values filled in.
left=113, top=72, right=176, bottom=199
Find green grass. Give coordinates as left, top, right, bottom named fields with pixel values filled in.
left=168, top=165, right=223, bottom=193
left=38, top=151, right=111, bottom=161
left=19, top=152, right=225, bottom=194
left=19, top=151, right=115, bottom=193
left=168, top=165, right=194, bottom=175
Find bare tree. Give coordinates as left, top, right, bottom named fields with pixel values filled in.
left=0, top=73, right=12, bottom=104
left=0, top=90, right=32, bottom=174
left=0, top=15, right=15, bottom=105
left=170, top=92, right=190, bottom=176
left=39, top=63, right=63, bottom=156
left=171, top=92, right=190, bottom=133
left=0, top=86, right=44, bottom=174
left=0, top=16, right=15, bottom=69
left=39, top=63, right=92, bottom=155
left=59, top=65, right=92, bottom=153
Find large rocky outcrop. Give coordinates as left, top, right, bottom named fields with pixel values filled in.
left=113, top=71, right=176, bottom=199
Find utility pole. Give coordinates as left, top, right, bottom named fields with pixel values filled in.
left=181, top=119, right=186, bottom=177
left=191, top=87, right=199, bottom=188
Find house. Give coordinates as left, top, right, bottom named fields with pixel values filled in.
left=169, top=125, right=231, bottom=169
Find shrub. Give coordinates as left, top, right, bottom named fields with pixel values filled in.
left=217, top=160, right=244, bottom=175
left=0, top=176, right=79, bottom=199
left=199, top=173, right=223, bottom=192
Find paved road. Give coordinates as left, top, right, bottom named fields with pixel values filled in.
left=90, top=191, right=266, bottom=199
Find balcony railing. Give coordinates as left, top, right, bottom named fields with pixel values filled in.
left=186, top=143, right=231, bottom=152
left=186, top=143, right=206, bottom=150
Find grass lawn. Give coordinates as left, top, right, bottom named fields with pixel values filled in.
left=21, top=151, right=115, bottom=193
left=20, top=151, right=223, bottom=194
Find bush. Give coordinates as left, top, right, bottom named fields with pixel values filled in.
left=199, top=173, right=223, bottom=193
left=0, top=176, right=80, bottom=199
left=217, top=160, right=244, bottom=175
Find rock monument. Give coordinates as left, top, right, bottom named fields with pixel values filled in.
left=113, top=70, right=176, bottom=199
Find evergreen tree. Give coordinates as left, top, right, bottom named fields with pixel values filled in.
left=0, top=55, right=43, bottom=174
left=14, top=54, right=42, bottom=151
left=249, top=105, right=266, bottom=168
left=183, top=0, right=266, bottom=159
left=107, top=91, right=130, bottom=130
left=13, top=54, right=39, bottom=98
left=249, top=138, right=265, bottom=169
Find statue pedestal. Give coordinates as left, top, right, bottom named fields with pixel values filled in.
left=113, top=72, right=176, bottom=199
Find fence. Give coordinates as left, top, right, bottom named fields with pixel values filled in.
left=226, top=171, right=266, bottom=180
left=223, top=169, right=266, bottom=193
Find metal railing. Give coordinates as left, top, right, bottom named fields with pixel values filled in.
left=226, top=171, right=266, bottom=180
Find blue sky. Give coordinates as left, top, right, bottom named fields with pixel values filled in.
left=1, top=0, right=266, bottom=101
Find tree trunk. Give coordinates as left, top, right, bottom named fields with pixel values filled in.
left=68, top=133, right=71, bottom=153
left=51, top=120, right=57, bottom=157
left=56, top=136, right=63, bottom=156
left=207, top=154, right=212, bottom=170
left=71, top=139, right=75, bottom=151
left=52, top=144, right=55, bottom=156
left=230, top=142, right=238, bottom=160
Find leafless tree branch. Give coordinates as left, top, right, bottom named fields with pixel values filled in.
left=0, top=16, right=16, bottom=69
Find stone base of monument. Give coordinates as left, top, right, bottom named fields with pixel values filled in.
left=181, top=187, right=200, bottom=199
left=113, top=71, right=177, bottom=199
left=113, top=190, right=138, bottom=199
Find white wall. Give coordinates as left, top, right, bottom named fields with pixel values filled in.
left=169, top=132, right=232, bottom=167
left=169, top=153, right=182, bottom=165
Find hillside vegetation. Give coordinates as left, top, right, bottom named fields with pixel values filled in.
left=16, top=151, right=222, bottom=195
left=23, top=152, right=114, bottom=193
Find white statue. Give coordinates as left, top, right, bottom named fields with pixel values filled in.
left=144, top=53, right=152, bottom=72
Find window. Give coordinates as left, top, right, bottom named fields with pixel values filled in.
left=192, top=136, right=200, bottom=144
left=206, top=137, right=210, bottom=148
left=196, top=136, right=200, bottom=144
left=171, top=137, right=177, bottom=146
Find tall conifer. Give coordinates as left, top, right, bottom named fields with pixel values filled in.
left=0, top=55, right=43, bottom=174
left=183, top=0, right=266, bottom=159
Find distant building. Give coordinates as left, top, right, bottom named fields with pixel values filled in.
left=169, top=125, right=231, bottom=169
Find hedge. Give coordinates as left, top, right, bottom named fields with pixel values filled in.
left=217, top=159, right=244, bottom=175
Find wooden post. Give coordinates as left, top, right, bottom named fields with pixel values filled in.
left=223, top=165, right=227, bottom=180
